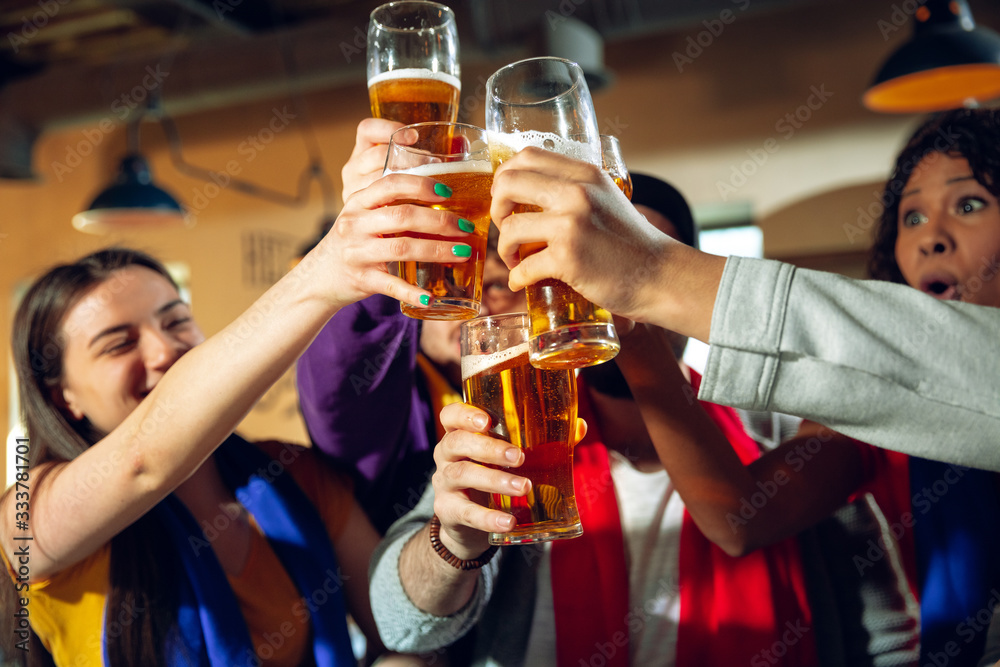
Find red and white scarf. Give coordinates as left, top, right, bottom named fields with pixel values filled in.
left=551, top=372, right=816, bottom=667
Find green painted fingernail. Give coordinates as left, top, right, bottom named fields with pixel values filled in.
left=458, top=218, right=475, bottom=233
left=452, top=244, right=472, bottom=258
left=419, top=294, right=431, bottom=306
left=434, top=182, right=453, bottom=197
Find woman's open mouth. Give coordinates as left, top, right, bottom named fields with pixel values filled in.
left=920, top=275, right=961, bottom=301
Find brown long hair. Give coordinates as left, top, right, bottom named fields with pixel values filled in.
left=868, top=108, right=1000, bottom=281
left=3, top=248, right=182, bottom=666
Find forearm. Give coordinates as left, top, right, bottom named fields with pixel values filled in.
left=615, top=338, right=763, bottom=553
left=129, top=259, right=340, bottom=487
left=369, top=486, right=495, bottom=652
left=635, top=242, right=726, bottom=342
left=701, top=256, right=1000, bottom=471
left=398, top=523, right=480, bottom=616
left=25, top=259, right=343, bottom=577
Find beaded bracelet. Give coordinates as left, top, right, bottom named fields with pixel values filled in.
left=428, top=514, right=499, bottom=571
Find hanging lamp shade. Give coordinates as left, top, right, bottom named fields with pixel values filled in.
left=863, top=0, right=1000, bottom=113
left=72, top=154, right=190, bottom=234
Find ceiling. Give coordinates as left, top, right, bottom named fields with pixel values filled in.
left=0, top=0, right=829, bottom=129
left=0, top=0, right=837, bottom=179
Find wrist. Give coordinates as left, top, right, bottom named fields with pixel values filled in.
left=428, top=515, right=498, bottom=570
left=644, top=242, right=724, bottom=343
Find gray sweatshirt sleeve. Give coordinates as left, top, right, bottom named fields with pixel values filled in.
left=700, top=256, right=1000, bottom=471
left=368, top=482, right=500, bottom=652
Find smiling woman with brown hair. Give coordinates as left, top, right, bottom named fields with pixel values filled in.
left=0, top=171, right=474, bottom=667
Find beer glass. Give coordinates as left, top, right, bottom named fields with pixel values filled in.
left=601, top=135, right=632, bottom=200
left=460, top=312, right=582, bottom=545
left=384, top=122, right=492, bottom=320
left=486, top=57, right=619, bottom=370
left=367, top=1, right=460, bottom=127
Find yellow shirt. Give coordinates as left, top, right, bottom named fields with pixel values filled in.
left=416, top=353, right=463, bottom=441
left=3, top=441, right=353, bottom=667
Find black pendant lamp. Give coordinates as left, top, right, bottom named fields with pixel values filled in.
left=863, top=0, right=1000, bottom=114
left=72, top=113, right=189, bottom=233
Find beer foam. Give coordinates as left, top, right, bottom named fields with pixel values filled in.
left=461, top=342, right=529, bottom=381
left=388, top=160, right=492, bottom=177
left=368, top=68, right=461, bottom=91
left=488, top=130, right=599, bottom=165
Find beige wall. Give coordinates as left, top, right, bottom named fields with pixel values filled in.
left=3, top=0, right=1000, bottom=483
left=2, top=88, right=376, bottom=474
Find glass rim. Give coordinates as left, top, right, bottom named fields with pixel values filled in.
left=460, top=311, right=529, bottom=333
left=388, top=121, right=490, bottom=160
left=486, top=56, right=587, bottom=108
left=370, top=1, right=456, bottom=31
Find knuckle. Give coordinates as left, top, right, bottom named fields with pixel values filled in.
left=436, top=208, right=455, bottom=229
left=386, top=203, right=408, bottom=226
left=387, top=235, right=410, bottom=257
left=459, top=504, right=480, bottom=528
left=441, top=460, right=466, bottom=483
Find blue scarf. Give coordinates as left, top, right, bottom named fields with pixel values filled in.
left=910, top=456, right=1000, bottom=667
left=104, top=435, right=356, bottom=666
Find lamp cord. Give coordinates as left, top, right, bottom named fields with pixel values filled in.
left=151, top=2, right=339, bottom=221
left=159, top=113, right=330, bottom=211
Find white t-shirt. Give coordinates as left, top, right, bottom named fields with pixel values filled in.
left=523, top=449, right=685, bottom=666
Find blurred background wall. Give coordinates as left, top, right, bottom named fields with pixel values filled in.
left=2, top=0, right=998, bottom=482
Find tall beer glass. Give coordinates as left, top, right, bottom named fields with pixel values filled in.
left=384, top=122, right=492, bottom=320
left=486, top=57, right=619, bottom=370
left=367, top=1, right=460, bottom=129
left=601, top=134, right=632, bottom=200
left=461, top=313, right=582, bottom=545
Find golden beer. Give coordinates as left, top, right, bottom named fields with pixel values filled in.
left=612, top=173, right=633, bottom=200
left=489, top=133, right=620, bottom=369
left=389, top=161, right=493, bottom=320
left=369, top=69, right=460, bottom=126
left=460, top=314, right=582, bottom=545
left=600, top=134, right=633, bottom=201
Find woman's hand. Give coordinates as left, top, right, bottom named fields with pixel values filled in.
left=341, top=118, right=406, bottom=203
left=490, top=147, right=675, bottom=323
left=301, top=172, right=473, bottom=312
left=431, top=402, right=529, bottom=560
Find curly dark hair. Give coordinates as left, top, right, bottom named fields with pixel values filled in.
left=868, top=108, right=1000, bottom=283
